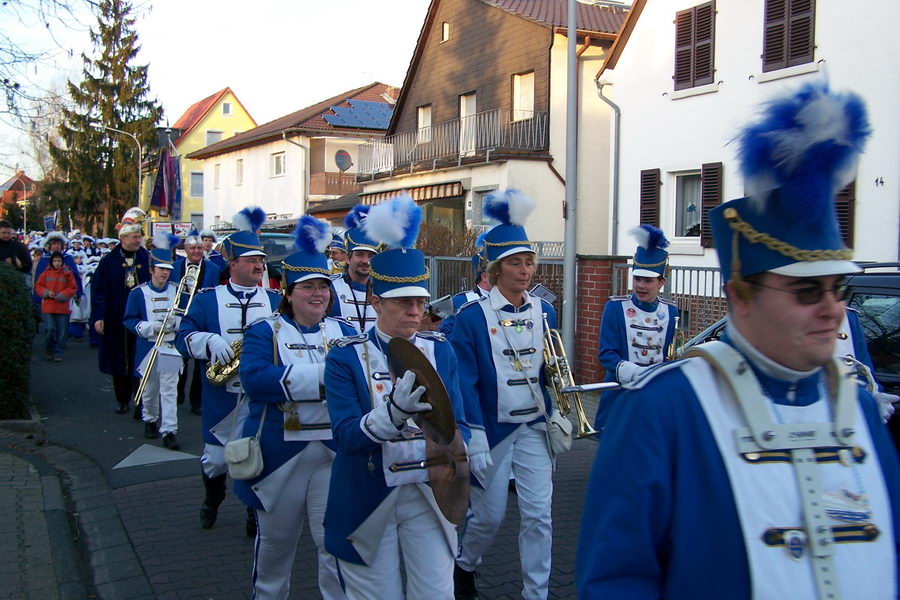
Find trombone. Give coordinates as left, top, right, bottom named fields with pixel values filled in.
left=133, top=263, right=202, bottom=407
left=541, top=313, right=606, bottom=439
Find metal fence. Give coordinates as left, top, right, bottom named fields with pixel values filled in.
left=359, top=108, right=548, bottom=176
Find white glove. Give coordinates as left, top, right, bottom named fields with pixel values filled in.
left=136, top=320, right=160, bottom=340
left=467, top=428, right=493, bottom=485
left=208, top=335, right=235, bottom=364
left=160, top=321, right=177, bottom=342
left=616, top=361, right=648, bottom=384
left=874, top=391, right=898, bottom=423
left=387, top=370, right=430, bottom=426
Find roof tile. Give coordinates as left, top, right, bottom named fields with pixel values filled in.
left=482, top=0, right=627, bottom=34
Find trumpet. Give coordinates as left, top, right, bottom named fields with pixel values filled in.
left=666, top=315, right=687, bottom=360
left=133, top=263, right=202, bottom=407
left=542, top=313, right=599, bottom=439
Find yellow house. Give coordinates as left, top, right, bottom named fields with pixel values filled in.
left=145, top=87, right=256, bottom=228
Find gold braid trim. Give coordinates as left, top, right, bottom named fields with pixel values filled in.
left=633, top=258, right=668, bottom=269
left=724, top=207, right=853, bottom=262
left=229, top=239, right=264, bottom=251
left=483, top=239, right=533, bottom=247
left=370, top=267, right=431, bottom=283
left=281, top=263, right=331, bottom=275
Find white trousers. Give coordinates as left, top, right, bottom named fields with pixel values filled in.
left=457, top=424, right=553, bottom=600
left=251, top=442, right=345, bottom=600
left=141, top=370, right=180, bottom=434
left=337, top=485, right=454, bottom=600
left=201, top=444, right=227, bottom=477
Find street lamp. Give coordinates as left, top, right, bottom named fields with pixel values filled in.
left=91, top=123, right=143, bottom=206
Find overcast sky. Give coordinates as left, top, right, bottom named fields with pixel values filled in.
left=2, top=0, right=430, bottom=176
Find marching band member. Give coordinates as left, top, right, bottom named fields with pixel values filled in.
left=329, top=205, right=381, bottom=333
left=92, top=208, right=150, bottom=414
left=438, top=245, right=492, bottom=337
left=835, top=306, right=897, bottom=422
left=175, top=228, right=222, bottom=415
left=451, top=190, right=558, bottom=600
left=594, top=225, right=678, bottom=431
left=176, top=207, right=281, bottom=533
left=123, top=234, right=183, bottom=449
left=327, top=232, right=347, bottom=274
left=200, top=228, right=226, bottom=272
left=236, top=215, right=354, bottom=600
left=577, top=82, right=900, bottom=599
left=323, top=195, right=470, bottom=600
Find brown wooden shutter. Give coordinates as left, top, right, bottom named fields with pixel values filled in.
left=674, top=2, right=715, bottom=90
left=700, top=162, right=723, bottom=248
left=787, top=0, right=815, bottom=67
left=834, top=181, right=855, bottom=248
left=640, top=169, right=661, bottom=228
left=763, top=0, right=788, bottom=72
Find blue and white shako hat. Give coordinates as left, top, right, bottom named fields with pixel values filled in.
left=630, top=224, right=670, bottom=278
left=362, top=195, right=428, bottom=298
left=328, top=231, right=345, bottom=250
left=282, top=215, right=332, bottom=288
left=150, top=233, right=179, bottom=269
left=223, top=206, right=266, bottom=260
left=709, top=81, right=869, bottom=282
left=184, top=226, right=203, bottom=247
left=481, top=189, right=536, bottom=263
left=343, top=204, right=382, bottom=254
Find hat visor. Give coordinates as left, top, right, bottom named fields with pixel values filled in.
left=495, top=246, right=535, bottom=262
left=768, top=260, right=861, bottom=278
left=378, top=285, right=430, bottom=299
left=236, top=250, right=267, bottom=258
left=291, top=272, right=332, bottom=284
left=632, top=268, right=662, bottom=278
left=350, top=244, right=379, bottom=254
left=153, top=263, right=175, bottom=270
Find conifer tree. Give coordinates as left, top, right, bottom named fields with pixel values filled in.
left=49, top=0, right=162, bottom=235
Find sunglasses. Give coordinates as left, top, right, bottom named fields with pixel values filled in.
left=750, top=280, right=849, bottom=305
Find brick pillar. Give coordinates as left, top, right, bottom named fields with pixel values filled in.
left=573, top=255, right=629, bottom=384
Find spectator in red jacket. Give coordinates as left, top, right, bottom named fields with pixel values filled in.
left=34, top=251, right=77, bottom=362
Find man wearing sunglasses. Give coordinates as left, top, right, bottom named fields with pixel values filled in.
left=578, top=83, right=900, bottom=599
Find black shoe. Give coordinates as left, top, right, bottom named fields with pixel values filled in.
left=200, top=473, right=227, bottom=529
left=200, top=502, right=218, bottom=529
left=144, top=422, right=160, bottom=439
left=115, top=403, right=128, bottom=415
left=454, top=565, right=479, bottom=599
left=176, top=396, right=185, bottom=405
left=163, top=432, right=180, bottom=450
left=246, top=508, right=257, bottom=538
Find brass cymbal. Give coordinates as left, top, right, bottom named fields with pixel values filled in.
left=426, top=430, right=470, bottom=525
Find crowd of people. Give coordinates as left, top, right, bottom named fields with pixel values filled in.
left=2, top=81, right=898, bottom=600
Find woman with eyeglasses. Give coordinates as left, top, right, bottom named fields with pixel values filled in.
left=235, top=216, right=355, bottom=600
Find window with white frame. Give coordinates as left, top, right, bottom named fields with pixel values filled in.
left=475, top=188, right=499, bottom=226
left=190, top=172, right=204, bottom=197
left=271, top=152, right=285, bottom=177
left=417, top=105, right=432, bottom=143
left=236, top=159, right=243, bottom=186
left=441, top=22, right=450, bottom=42
left=222, top=102, right=232, bottom=116
left=512, top=72, right=534, bottom=121
left=214, top=163, right=221, bottom=189
left=206, top=130, right=223, bottom=146
left=674, top=172, right=701, bottom=237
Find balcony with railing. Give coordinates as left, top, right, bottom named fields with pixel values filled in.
left=358, top=108, right=548, bottom=178
left=309, top=172, right=361, bottom=197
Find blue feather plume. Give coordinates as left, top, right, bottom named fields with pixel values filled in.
left=233, top=206, right=266, bottom=232
left=362, top=195, right=422, bottom=249
left=629, top=224, right=669, bottom=251
left=737, top=80, right=870, bottom=225
left=343, top=204, right=370, bottom=229
left=153, top=232, right=180, bottom=251
left=293, top=215, right=331, bottom=255
left=483, top=189, right=535, bottom=226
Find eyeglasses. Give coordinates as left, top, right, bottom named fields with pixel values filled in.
left=750, top=280, right=849, bottom=305
left=237, top=257, right=265, bottom=266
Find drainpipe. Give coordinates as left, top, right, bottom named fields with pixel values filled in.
left=282, top=128, right=310, bottom=212
left=562, top=0, right=578, bottom=356
left=595, top=79, right=620, bottom=255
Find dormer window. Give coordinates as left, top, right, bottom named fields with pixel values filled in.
left=223, top=102, right=232, bottom=116
left=441, top=22, right=450, bottom=42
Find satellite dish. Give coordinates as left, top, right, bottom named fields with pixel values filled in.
left=335, top=149, right=353, bottom=173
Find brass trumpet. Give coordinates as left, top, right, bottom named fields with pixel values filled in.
left=542, top=313, right=599, bottom=439
left=666, top=315, right=687, bottom=360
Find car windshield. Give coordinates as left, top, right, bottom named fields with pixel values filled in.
left=849, top=293, right=900, bottom=378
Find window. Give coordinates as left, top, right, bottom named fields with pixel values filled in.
left=459, top=92, right=477, bottom=156
left=849, top=293, right=900, bottom=380
left=213, top=163, right=221, bottom=189
left=417, top=105, right=432, bottom=143
left=835, top=181, right=855, bottom=247
left=190, top=213, right=203, bottom=231
left=763, top=0, right=815, bottom=72
left=674, top=1, right=715, bottom=90
left=190, top=172, right=203, bottom=197
left=475, top=189, right=499, bottom=226
left=271, top=152, right=285, bottom=177
left=674, top=173, right=701, bottom=237
left=512, top=72, right=535, bottom=121
left=222, top=102, right=232, bottom=116
left=236, top=159, right=244, bottom=186
left=441, top=22, right=450, bottom=42
left=206, top=130, right=223, bottom=146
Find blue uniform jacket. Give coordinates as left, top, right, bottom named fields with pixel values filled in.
left=123, top=281, right=177, bottom=377
left=322, top=328, right=471, bottom=564
left=438, top=287, right=486, bottom=337
left=175, top=285, right=281, bottom=445
left=207, top=250, right=226, bottom=272
left=173, top=257, right=221, bottom=290
left=450, top=293, right=557, bottom=449
left=234, top=314, right=356, bottom=510
left=577, top=337, right=900, bottom=600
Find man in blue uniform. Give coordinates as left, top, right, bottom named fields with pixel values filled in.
left=323, top=196, right=470, bottom=600
left=438, top=248, right=491, bottom=337
left=451, top=189, right=559, bottom=600
left=594, top=224, right=678, bottom=431
left=327, top=232, right=347, bottom=275
left=176, top=207, right=281, bottom=532
left=174, top=228, right=222, bottom=415
left=329, top=205, right=381, bottom=333
left=200, top=228, right=226, bottom=272
left=577, top=82, right=900, bottom=599
left=91, top=208, right=150, bottom=414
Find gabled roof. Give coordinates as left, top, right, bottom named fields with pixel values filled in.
left=0, top=171, right=36, bottom=192
left=171, top=87, right=256, bottom=147
left=186, top=82, right=399, bottom=160
left=482, top=0, right=627, bottom=35
left=595, top=0, right=646, bottom=78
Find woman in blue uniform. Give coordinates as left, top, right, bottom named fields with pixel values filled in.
left=235, top=216, right=355, bottom=600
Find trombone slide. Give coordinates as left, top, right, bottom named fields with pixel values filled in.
left=559, top=382, right=621, bottom=394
